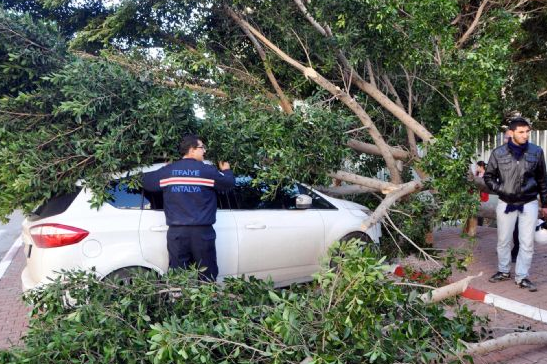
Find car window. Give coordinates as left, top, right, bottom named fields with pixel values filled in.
left=33, top=188, right=82, bottom=219
left=233, top=178, right=284, bottom=209
left=232, top=177, right=336, bottom=210
left=106, top=180, right=143, bottom=209
left=142, top=189, right=164, bottom=210
left=296, top=184, right=337, bottom=210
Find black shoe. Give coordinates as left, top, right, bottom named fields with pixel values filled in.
left=489, top=272, right=511, bottom=283
left=517, top=278, right=537, bottom=292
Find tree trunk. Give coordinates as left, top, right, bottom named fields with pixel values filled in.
left=463, top=217, right=478, bottom=237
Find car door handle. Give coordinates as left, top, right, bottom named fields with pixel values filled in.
left=150, top=225, right=169, bottom=232
left=245, top=224, right=266, bottom=229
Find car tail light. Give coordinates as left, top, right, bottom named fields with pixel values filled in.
left=30, top=223, right=89, bottom=248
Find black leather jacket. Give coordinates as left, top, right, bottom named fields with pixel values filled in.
left=484, top=143, right=547, bottom=207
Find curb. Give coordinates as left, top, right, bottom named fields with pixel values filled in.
left=0, top=237, right=22, bottom=281
left=390, top=264, right=547, bottom=324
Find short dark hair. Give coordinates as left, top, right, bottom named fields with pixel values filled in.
left=508, top=116, right=531, bottom=131
left=477, top=161, right=486, bottom=168
left=179, top=134, right=201, bottom=155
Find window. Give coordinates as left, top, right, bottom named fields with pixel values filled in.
left=106, top=180, right=143, bottom=209
left=33, top=188, right=82, bottom=219
left=216, top=191, right=235, bottom=210
left=296, top=184, right=337, bottom=210
left=232, top=177, right=336, bottom=210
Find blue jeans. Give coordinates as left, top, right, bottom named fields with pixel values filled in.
left=495, top=200, right=537, bottom=283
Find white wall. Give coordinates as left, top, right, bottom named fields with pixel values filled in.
left=476, top=130, right=547, bottom=164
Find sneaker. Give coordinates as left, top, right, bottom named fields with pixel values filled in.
left=517, top=278, right=537, bottom=292
left=489, top=272, right=511, bottom=283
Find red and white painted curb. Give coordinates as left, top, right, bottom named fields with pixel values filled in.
left=0, top=237, right=22, bottom=281
left=390, top=264, right=547, bottom=324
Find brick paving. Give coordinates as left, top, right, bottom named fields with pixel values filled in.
left=0, top=226, right=547, bottom=362
left=435, top=226, right=547, bottom=363
left=0, top=246, right=29, bottom=350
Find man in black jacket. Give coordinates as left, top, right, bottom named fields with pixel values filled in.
left=484, top=117, right=547, bottom=292
left=143, top=135, right=235, bottom=281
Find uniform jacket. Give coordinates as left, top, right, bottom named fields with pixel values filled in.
left=143, top=158, right=235, bottom=226
left=484, top=143, right=547, bottom=207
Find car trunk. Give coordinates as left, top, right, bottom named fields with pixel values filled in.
left=23, top=189, right=82, bottom=287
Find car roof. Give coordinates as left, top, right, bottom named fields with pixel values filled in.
left=75, top=163, right=167, bottom=186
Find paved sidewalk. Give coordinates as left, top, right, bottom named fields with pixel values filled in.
left=0, top=246, right=29, bottom=350
left=435, top=226, right=547, bottom=363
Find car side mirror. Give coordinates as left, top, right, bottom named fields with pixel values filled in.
left=295, top=194, right=312, bottom=209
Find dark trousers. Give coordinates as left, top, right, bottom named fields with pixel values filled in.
left=167, top=225, right=218, bottom=281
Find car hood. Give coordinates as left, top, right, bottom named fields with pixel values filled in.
left=335, top=198, right=371, bottom=212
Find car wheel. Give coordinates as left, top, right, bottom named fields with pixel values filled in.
left=105, top=266, right=151, bottom=286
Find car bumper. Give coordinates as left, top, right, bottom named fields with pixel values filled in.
left=21, top=266, right=39, bottom=292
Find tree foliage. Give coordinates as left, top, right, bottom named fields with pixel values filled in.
left=0, top=242, right=485, bottom=363
left=0, top=0, right=543, bottom=233
left=0, top=9, right=197, bottom=217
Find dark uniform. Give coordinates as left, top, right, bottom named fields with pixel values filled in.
left=143, top=158, right=235, bottom=280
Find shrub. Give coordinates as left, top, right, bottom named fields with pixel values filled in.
left=1, top=241, right=484, bottom=363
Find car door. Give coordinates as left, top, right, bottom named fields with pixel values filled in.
left=138, top=176, right=239, bottom=278
left=232, top=179, right=325, bottom=283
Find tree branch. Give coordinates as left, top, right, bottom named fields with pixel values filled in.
left=291, top=0, right=434, bottom=143
left=226, top=8, right=294, bottom=114
left=347, top=139, right=410, bottom=160
left=450, top=332, right=547, bottom=360
left=315, top=184, right=376, bottom=196
left=328, top=171, right=399, bottom=193
left=419, top=273, right=482, bottom=304
left=225, top=6, right=403, bottom=183
left=75, top=51, right=228, bottom=98
left=361, top=181, right=423, bottom=230
left=456, top=0, right=489, bottom=49
left=366, top=59, right=377, bottom=88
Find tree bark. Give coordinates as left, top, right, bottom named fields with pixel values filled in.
left=449, top=332, right=547, bottom=360
left=419, top=273, right=482, bottom=304
left=328, top=171, right=399, bottom=192
left=361, top=181, right=423, bottom=230
left=315, top=184, right=376, bottom=196
left=347, top=139, right=410, bottom=160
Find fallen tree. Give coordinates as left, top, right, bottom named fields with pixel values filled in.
left=0, top=0, right=539, bottom=230
left=0, top=240, right=493, bottom=363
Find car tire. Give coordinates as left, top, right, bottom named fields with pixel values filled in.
left=105, top=266, right=151, bottom=286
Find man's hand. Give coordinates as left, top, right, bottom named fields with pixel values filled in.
left=541, top=207, right=547, bottom=219
left=218, top=161, right=231, bottom=171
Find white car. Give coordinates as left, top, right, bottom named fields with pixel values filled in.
left=20, top=164, right=381, bottom=291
